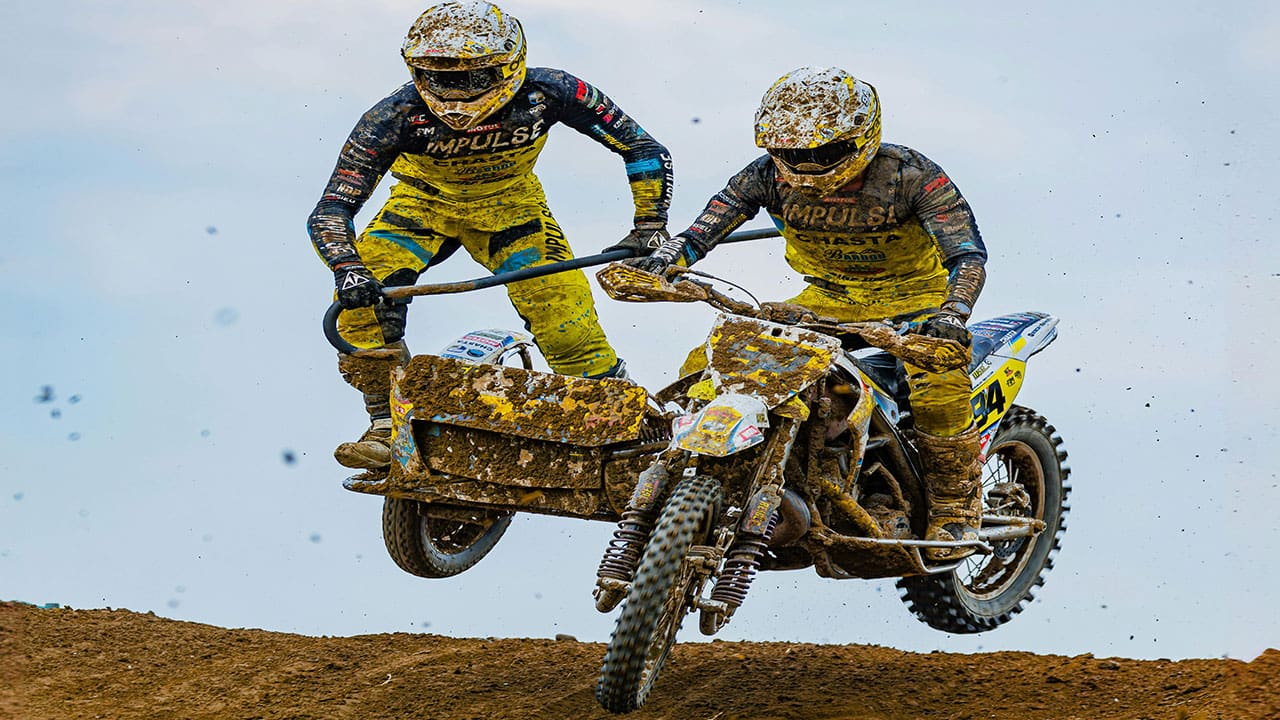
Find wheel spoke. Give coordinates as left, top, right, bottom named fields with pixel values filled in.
left=383, top=499, right=512, bottom=578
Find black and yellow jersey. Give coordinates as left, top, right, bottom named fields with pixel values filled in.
left=677, top=144, right=985, bottom=311
left=309, top=67, right=673, bottom=269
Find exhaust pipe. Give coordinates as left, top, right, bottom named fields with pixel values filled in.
left=768, top=489, right=811, bottom=547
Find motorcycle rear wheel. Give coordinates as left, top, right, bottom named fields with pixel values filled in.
left=896, top=406, right=1069, bottom=633
left=596, top=475, right=722, bottom=713
left=381, top=498, right=513, bottom=579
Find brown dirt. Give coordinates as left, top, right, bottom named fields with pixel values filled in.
left=2, top=602, right=1276, bottom=720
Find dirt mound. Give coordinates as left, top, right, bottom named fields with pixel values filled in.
left=2, top=602, right=1276, bottom=720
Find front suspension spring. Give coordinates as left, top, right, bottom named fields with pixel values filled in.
left=596, top=508, right=656, bottom=582
left=709, top=514, right=778, bottom=609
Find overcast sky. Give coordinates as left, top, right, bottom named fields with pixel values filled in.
left=3, top=1, right=1278, bottom=663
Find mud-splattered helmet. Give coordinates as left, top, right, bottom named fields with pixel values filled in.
left=402, top=1, right=527, bottom=131
left=754, top=67, right=882, bottom=197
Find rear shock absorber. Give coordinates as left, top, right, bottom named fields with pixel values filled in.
left=709, top=513, right=778, bottom=610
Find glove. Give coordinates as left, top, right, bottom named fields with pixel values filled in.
left=334, top=263, right=383, bottom=309
left=624, top=234, right=687, bottom=274
left=759, top=301, right=818, bottom=324
left=606, top=222, right=670, bottom=257
left=917, top=311, right=972, bottom=347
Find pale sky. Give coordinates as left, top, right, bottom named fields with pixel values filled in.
left=3, top=1, right=1278, bottom=662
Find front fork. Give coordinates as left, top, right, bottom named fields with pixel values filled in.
left=593, top=449, right=683, bottom=612
left=593, top=415, right=804, bottom=632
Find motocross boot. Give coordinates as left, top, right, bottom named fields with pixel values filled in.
left=916, top=424, right=984, bottom=561
left=589, top=358, right=630, bottom=381
left=334, top=341, right=410, bottom=470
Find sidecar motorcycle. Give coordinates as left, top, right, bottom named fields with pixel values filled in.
left=321, top=248, right=1069, bottom=717
left=588, top=265, right=1070, bottom=713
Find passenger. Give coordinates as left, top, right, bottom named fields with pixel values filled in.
left=307, top=1, right=673, bottom=469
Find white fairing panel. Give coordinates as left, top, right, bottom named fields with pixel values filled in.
left=439, top=329, right=535, bottom=365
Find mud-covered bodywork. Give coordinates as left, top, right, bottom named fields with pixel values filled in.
left=397, top=355, right=647, bottom=446
left=343, top=354, right=659, bottom=519
left=702, top=315, right=840, bottom=408
left=966, top=312, right=1058, bottom=441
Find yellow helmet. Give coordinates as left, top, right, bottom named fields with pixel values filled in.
left=754, top=67, right=881, bottom=197
left=402, top=1, right=527, bottom=131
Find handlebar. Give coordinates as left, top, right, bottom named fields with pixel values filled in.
left=323, top=248, right=637, bottom=355
left=323, top=226, right=783, bottom=356
left=595, top=263, right=970, bottom=374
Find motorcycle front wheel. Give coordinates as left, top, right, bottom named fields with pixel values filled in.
left=381, top=498, right=513, bottom=579
left=596, top=474, right=722, bottom=714
left=896, top=406, right=1070, bottom=633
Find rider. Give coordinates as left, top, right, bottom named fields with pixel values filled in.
left=308, top=1, right=674, bottom=470
left=633, top=67, right=987, bottom=561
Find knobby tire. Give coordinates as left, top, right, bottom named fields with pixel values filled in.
left=596, top=475, right=722, bottom=713
left=897, top=406, right=1070, bottom=632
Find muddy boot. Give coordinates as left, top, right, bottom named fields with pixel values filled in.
left=916, top=424, right=983, bottom=561
left=334, top=341, right=409, bottom=470
left=335, top=418, right=393, bottom=469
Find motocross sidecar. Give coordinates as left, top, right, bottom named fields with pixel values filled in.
left=341, top=329, right=672, bottom=578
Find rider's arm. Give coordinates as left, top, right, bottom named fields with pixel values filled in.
left=671, top=155, right=777, bottom=265
left=541, top=69, right=673, bottom=228
left=306, top=88, right=412, bottom=270
left=941, top=258, right=986, bottom=321
left=907, top=154, right=988, bottom=320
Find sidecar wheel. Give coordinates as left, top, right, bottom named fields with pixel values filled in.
left=597, top=475, right=721, bottom=713
left=896, top=407, right=1070, bottom=633
left=381, top=498, right=512, bottom=579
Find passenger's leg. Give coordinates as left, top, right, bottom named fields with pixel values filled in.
left=331, top=195, right=448, bottom=469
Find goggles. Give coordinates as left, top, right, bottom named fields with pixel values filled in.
left=413, top=66, right=503, bottom=100
left=769, top=137, right=866, bottom=174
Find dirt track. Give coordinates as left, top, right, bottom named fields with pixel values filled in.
left=2, top=602, right=1276, bottom=720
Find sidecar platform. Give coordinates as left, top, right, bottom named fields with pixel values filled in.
left=344, top=354, right=657, bottom=520
left=396, top=354, right=649, bottom=446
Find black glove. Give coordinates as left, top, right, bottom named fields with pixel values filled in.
left=624, top=234, right=688, bottom=274
left=917, top=311, right=972, bottom=347
left=334, top=263, right=383, bottom=309
left=606, top=222, right=670, bottom=257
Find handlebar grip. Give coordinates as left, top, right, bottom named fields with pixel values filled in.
left=323, top=301, right=360, bottom=355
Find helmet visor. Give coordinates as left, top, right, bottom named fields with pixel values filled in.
left=413, top=67, right=503, bottom=100
left=769, top=137, right=866, bottom=174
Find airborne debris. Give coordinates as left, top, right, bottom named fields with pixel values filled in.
left=214, top=308, right=239, bottom=326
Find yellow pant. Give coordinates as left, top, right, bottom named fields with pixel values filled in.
left=790, top=285, right=971, bottom=436
left=679, top=284, right=972, bottom=437
left=333, top=179, right=618, bottom=377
